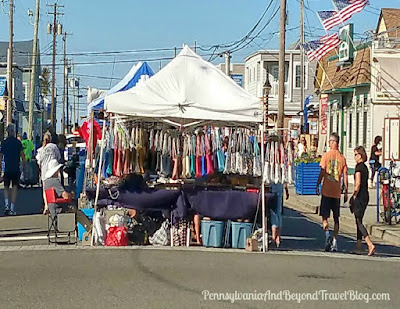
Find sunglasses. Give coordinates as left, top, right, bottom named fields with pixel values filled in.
left=354, top=153, right=360, bottom=157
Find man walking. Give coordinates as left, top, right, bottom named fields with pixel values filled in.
left=316, top=132, right=348, bottom=252
left=0, top=124, right=26, bottom=215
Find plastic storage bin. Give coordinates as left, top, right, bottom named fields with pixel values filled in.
left=231, top=222, right=252, bottom=249
left=78, top=208, right=95, bottom=241
left=201, top=220, right=224, bottom=247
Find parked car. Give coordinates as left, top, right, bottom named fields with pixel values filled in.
left=64, top=134, right=86, bottom=162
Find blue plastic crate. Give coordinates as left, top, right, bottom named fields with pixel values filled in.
left=231, top=222, right=252, bottom=249
left=295, top=163, right=321, bottom=195
left=201, top=220, right=224, bottom=248
left=78, top=208, right=95, bottom=241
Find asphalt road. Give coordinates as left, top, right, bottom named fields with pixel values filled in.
left=0, top=206, right=399, bottom=308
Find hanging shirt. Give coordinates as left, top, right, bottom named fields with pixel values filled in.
left=79, top=120, right=102, bottom=150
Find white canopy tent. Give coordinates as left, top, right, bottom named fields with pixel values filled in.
left=99, top=45, right=268, bottom=251
left=105, top=45, right=262, bottom=124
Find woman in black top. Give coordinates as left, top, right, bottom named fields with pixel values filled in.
left=351, top=146, right=375, bottom=256
left=369, top=136, right=382, bottom=188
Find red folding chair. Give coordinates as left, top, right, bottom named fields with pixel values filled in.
left=45, top=187, right=76, bottom=244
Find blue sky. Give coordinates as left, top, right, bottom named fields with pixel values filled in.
left=0, top=0, right=399, bottom=119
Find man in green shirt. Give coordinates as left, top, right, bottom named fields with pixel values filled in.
left=21, top=132, right=34, bottom=162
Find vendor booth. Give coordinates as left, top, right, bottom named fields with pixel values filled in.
left=81, top=46, right=290, bottom=251
left=87, top=61, right=154, bottom=114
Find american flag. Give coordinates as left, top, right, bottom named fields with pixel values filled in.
left=332, top=0, right=369, bottom=22
left=317, top=11, right=342, bottom=31
left=304, top=34, right=340, bottom=61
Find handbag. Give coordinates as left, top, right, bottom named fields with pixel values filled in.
left=149, top=220, right=170, bottom=246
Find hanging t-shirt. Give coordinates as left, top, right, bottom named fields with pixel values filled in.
left=79, top=120, right=102, bottom=150
left=320, top=149, right=348, bottom=199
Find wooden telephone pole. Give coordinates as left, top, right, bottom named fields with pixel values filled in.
left=6, top=0, right=14, bottom=126
left=28, top=0, right=40, bottom=140
left=277, top=0, right=287, bottom=133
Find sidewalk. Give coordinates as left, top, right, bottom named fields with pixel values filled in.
left=285, top=184, right=400, bottom=247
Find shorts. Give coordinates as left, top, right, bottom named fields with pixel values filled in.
left=4, top=171, right=20, bottom=187
left=319, top=196, right=340, bottom=223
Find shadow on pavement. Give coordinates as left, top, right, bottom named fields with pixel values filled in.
left=0, top=187, right=43, bottom=217
left=279, top=207, right=400, bottom=258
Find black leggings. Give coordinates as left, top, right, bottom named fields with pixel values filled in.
left=355, top=216, right=368, bottom=240
left=370, top=162, right=381, bottom=181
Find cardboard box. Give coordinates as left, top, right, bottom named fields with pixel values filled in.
left=245, top=237, right=258, bottom=252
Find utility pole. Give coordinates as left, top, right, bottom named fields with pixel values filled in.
left=71, top=64, right=76, bottom=129
left=224, top=51, right=230, bottom=77
left=300, top=0, right=305, bottom=134
left=277, top=0, right=287, bottom=133
left=66, top=59, right=69, bottom=134
left=6, top=0, right=14, bottom=126
left=62, top=32, right=71, bottom=134
left=28, top=0, right=40, bottom=141
left=47, top=2, right=63, bottom=130
left=76, top=77, right=80, bottom=125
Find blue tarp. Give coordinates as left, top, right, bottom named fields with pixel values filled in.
left=87, top=62, right=154, bottom=114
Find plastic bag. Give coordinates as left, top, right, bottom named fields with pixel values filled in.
left=149, top=220, right=170, bottom=246
left=105, top=226, right=128, bottom=246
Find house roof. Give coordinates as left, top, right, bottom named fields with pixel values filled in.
left=0, top=40, right=40, bottom=69
left=320, top=47, right=370, bottom=92
left=377, top=8, right=400, bottom=37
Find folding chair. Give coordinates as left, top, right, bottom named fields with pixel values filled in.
left=44, top=187, right=77, bottom=244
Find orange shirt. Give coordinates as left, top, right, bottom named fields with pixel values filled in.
left=320, top=149, right=348, bottom=199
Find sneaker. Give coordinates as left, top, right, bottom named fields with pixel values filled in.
left=4, top=208, right=10, bottom=215
left=8, top=210, right=16, bottom=216
left=325, top=235, right=332, bottom=252
left=330, top=239, right=337, bottom=252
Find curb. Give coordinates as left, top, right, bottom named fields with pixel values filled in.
left=286, top=199, right=400, bottom=247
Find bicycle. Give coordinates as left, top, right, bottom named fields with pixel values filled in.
left=378, top=159, right=400, bottom=225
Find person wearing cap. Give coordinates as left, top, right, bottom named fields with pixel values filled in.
left=0, top=124, right=26, bottom=215
left=43, top=159, right=73, bottom=217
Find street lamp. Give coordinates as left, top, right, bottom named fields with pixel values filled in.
left=263, top=77, right=272, bottom=132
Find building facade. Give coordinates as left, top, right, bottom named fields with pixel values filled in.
left=370, top=8, right=400, bottom=166
left=0, top=40, right=43, bottom=137
left=244, top=50, right=317, bottom=134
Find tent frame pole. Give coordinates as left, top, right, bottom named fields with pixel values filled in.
left=261, top=123, right=267, bottom=252
left=91, top=115, right=107, bottom=246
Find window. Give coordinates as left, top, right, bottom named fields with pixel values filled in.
left=23, top=82, right=28, bottom=101
left=363, top=94, right=368, bottom=106
left=294, top=63, right=308, bottom=89
left=356, top=112, right=360, bottom=146
left=349, top=113, right=352, bottom=148
left=363, top=111, right=367, bottom=148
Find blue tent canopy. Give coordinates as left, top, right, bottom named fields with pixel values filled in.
left=87, top=62, right=154, bottom=114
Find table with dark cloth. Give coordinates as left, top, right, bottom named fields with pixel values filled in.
left=188, top=189, right=277, bottom=221
left=86, top=188, right=187, bottom=221
left=86, top=187, right=277, bottom=222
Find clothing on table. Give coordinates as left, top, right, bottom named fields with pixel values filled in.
left=21, top=139, right=35, bottom=161
left=1, top=137, right=23, bottom=174
left=36, top=143, right=61, bottom=181
left=320, top=149, right=348, bottom=199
